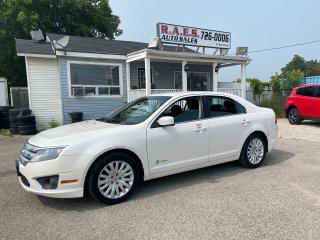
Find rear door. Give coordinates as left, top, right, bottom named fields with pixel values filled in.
left=313, top=86, right=320, bottom=119
left=295, top=86, right=316, bottom=117
left=203, top=95, right=249, bottom=162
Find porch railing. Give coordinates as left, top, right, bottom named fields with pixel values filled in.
left=128, top=89, right=184, bottom=102
left=217, top=88, right=242, bottom=97
left=128, top=88, right=242, bottom=102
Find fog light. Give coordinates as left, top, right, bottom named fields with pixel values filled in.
left=36, top=175, right=59, bottom=190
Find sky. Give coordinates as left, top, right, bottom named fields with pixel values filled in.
left=109, top=0, right=320, bottom=82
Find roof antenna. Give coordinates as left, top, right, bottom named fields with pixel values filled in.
left=30, top=29, right=45, bottom=42
left=51, top=36, right=70, bottom=55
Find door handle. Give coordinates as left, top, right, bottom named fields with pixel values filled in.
left=241, top=119, right=250, bottom=125
left=194, top=124, right=206, bottom=133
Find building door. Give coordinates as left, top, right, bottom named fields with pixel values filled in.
left=174, top=71, right=209, bottom=91
left=138, top=68, right=153, bottom=89
left=188, top=72, right=209, bottom=91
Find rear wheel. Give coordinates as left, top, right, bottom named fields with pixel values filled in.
left=288, top=107, right=302, bottom=125
left=87, top=153, right=139, bottom=204
left=239, top=134, right=266, bottom=168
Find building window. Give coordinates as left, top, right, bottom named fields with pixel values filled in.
left=174, top=71, right=209, bottom=91
left=137, top=68, right=154, bottom=89
left=69, top=63, right=121, bottom=97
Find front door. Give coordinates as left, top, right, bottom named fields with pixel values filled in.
left=147, top=96, right=209, bottom=174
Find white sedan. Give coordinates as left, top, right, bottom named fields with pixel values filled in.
left=16, top=92, right=278, bottom=204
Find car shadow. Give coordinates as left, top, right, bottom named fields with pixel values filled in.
left=37, top=148, right=294, bottom=211
left=302, top=120, right=320, bottom=128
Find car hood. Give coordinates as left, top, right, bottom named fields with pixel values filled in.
left=29, top=120, right=130, bottom=147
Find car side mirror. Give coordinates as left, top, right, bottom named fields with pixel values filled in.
left=157, top=116, right=175, bottom=127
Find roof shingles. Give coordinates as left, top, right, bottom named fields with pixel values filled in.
left=16, top=33, right=195, bottom=56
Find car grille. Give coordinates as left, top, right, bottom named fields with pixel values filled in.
left=19, top=143, right=38, bottom=166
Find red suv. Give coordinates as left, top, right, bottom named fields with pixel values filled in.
left=285, top=84, right=320, bottom=124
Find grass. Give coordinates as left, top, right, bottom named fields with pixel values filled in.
left=0, top=129, right=13, bottom=137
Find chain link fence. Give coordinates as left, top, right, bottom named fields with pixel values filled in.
left=246, top=89, right=292, bottom=117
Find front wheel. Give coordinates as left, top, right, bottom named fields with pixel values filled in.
left=239, top=134, right=266, bottom=168
left=87, top=153, right=139, bottom=204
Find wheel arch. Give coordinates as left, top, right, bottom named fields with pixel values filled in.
left=286, top=104, right=297, bottom=117
left=83, top=148, right=145, bottom=193
left=244, top=130, right=269, bottom=153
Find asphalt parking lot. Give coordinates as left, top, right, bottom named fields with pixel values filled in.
left=1, top=119, right=320, bottom=240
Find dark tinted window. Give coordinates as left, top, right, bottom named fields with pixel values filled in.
left=161, top=97, right=202, bottom=123
left=315, top=86, right=320, bottom=98
left=205, top=96, right=246, bottom=117
left=297, top=87, right=315, bottom=97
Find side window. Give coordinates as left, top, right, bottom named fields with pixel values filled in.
left=162, top=97, right=202, bottom=124
left=301, top=87, right=315, bottom=97
left=316, top=87, right=320, bottom=98
left=205, top=96, right=246, bottom=118
left=296, top=88, right=303, bottom=95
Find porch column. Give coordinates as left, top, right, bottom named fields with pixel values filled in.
left=182, top=60, right=187, bottom=91
left=241, top=63, right=246, bottom=99
left=145, top=57, right=151, bottom=95
left=126, top=62, right=130, bottom=102
left=212, top=63, right=218, bottom=91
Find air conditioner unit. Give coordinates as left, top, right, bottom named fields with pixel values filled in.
left=72, top=87, right=84, bottom=96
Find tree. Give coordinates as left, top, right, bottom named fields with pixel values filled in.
left=270, top=69, right=304, bottom=91
left=281, top=55, right=306, bottom=74
left=305, top=60, right=320, bottom=76
left=0, top=0, right=122, bottom=87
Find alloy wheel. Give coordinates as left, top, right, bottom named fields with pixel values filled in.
left=288, top=109, right=298, bottom=123
left=246, top=138, right=265, bottom=164
left=98, top=160, right=134, bottom=199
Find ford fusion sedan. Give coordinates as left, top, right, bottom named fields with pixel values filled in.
left=16, top=92, right=278, bottom=204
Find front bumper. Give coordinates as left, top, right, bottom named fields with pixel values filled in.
left=16, top=157, right=84, bottom=199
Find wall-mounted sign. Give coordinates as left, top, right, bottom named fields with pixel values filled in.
left=157, top=23, right=231, bottom=49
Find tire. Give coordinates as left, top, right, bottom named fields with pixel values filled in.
left=18, top=115, right=36, bottom=125
left=19, top=129, right=37, bottom=135
left=239, top=134, right=267, bottom=168
left=9, top=109, right=21, bottom=117
left=1, top=122, right=10, bottom=129
left=9, top=115, right=18, bottom=122
left=287, top=107, right=302, bottom=125
left=1, top=112, right=9, bottom=119
left=87, top=152, right=140, bottom=204
left=10, top=121, right=18, bottom=128
left=18, top=125, right=36, bottom=132
left=20, top=109, right=32, bottom=116
left=0, top=106, right=11, bottom=112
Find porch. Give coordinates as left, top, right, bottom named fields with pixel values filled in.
left=126, top=49, right=249, bottom=102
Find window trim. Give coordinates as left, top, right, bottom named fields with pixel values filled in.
left=202, top=95, right=247, bottom=119
left=137, top=67, right=155, bottom=89
left=67, top=60, right=123, bottom=98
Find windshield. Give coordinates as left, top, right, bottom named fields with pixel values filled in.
left=98, top=96, right=171, bottom=125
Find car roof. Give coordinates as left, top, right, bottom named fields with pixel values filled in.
left=152, top=91, right=238, bottom=98
left=296, top=84, right=320, bottom=88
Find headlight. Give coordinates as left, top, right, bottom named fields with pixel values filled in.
left=30, top=147, right=65, bottom=163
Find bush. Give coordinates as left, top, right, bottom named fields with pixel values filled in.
left=48, top=119, right=59, bottom=129
left=258, top=99, right=286, bottom=118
